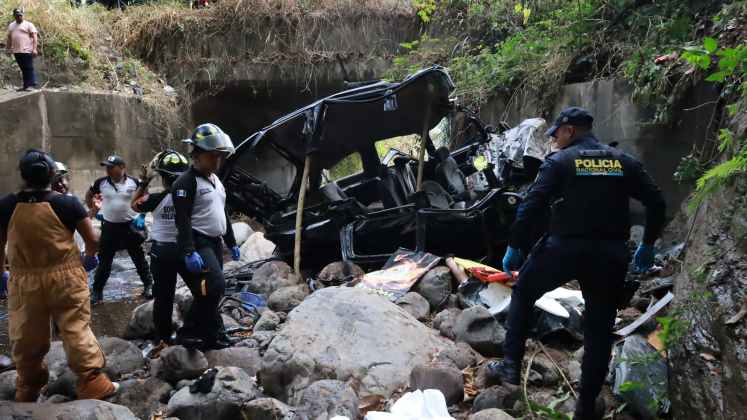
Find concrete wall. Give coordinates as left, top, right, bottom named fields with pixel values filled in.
left=481, top=79, right=720, bottom=219
left=0, top=89, right=183, bottom=197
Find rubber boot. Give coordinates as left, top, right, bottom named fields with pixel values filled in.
left=90, top=289, right=104, bottom=305
left=485, top=358, right=521, bottom=385
left=76, top=371, right=118, bottom=400
left=15, top=369, right=49, bottom=402
left=141, top=284, right=153, bottom=299
left=573, top=396, right=606, bottom=420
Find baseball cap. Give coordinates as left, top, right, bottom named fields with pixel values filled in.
left=100, top=155, right=126, bottom=167
left=545, top=107, right=594, bottom=138
left=13, top=8, right=24, bottom=16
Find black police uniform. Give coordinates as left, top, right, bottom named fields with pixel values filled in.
left=172, top=167, right=237, bottom=348
left=504, top=133, right=666, bottom=413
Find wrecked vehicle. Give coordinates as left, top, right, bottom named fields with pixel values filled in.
left=222, top=67, right=524, bottom=269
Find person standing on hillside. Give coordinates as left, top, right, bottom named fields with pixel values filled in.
left=0, top=149, right=119, bottom=402
left=5, top=8, right=38, bottom=92
left=86, top=155, right=152, bottom=303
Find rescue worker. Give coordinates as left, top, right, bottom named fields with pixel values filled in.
left=86, top=155, right=152, bottom=303
left=0, top=149, right=118, bottom=401
left=131, top=150, right=190, bottom=348
left=490, top=107, right=666, bottom=419
left=52, top=161, right=70, bottom=195
left=173, top=123, right=240, bottom=350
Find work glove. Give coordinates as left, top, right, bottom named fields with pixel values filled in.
left=633, top=243, right=655, bottom=273
left=94, top=212, right=104, bottom=222
left=185, top=252, right=205, bottom=273
left=502, top=246, right=524, bottom=275
left=132, top=214, right=146, bottom=231
left=230, top=245, right=241, bottom=261
left=82, top=254, right=99, bottom=272
left=1, top=271, right=8, bottom=298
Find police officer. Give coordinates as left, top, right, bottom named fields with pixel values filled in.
left=131, top=150, right=190, bottom=348
left=173, top=124, right=240, bottom=350
left=0, top=149, right=118, bottom=401
left=86, top=155, right=152, bottom=303
left=489, top=107, right=666, bottom=419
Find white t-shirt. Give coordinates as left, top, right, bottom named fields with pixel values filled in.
left=7, top=20, right=37, bottom=54
left=188, top=174, right=228, bottom=238
left=90, top=176, right=140, bottom=223
left=150, top=193, right=177, bottom=243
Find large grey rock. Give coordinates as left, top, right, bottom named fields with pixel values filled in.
left=295, top=379, right=359, bottom=420
left=413, top=266, right=453, bottom=310
left=174, top=286, right=194, bottom=316
left=0, top=400, right=138, bottom=419
left=45, top=338, right=145, bottom=398
left=240, top=232, right=277, bottom=263
left=237, top=330, right=277, bottom=352
left=434, top=341, right=479, bottom=370
left=317, top=261, right=365, bottom=287
left=397, top=292, right=431, bottom=321
left=454, top=306, right=506, bottom=357
left=108, top=377, right=172, bottom=419
left=255, top=310, right=282, bottom=331
left=268, top=284, right=310, bottom=313
left=469, top=408, right=515, bottom=420
left=0, top=370, right=18, bottom=400
left=242, top=397, right=298, bottom=419
left=471, top=385, right=521, bottom=413
left=205, top=347, right=262, bottom=377
left=124, top=300, right=181, bottom=339
left=154, top=346, right=209, bottom=384
left=433, top=308, right=462, bottom=340
left=167, top=366, right=259, bottom=420
left=249, top=261, right=301, bottom=297
left=260, top=287, right=459, bottom=402
left=409, top=364, right=464, bottom=405
left=613, top=334, right=669, bottom=419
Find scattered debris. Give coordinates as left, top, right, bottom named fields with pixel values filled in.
left=612, top=334, right=670, bottom=420
left=615, top=292, right=674, bottom=336
left=365, top=389, right=455, bottom=420
left=357, top=249, right=441, bottom=301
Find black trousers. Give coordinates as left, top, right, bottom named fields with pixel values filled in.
left=179, top=233, right=225, bottom=346
left=150, top=242, right=191, bottom=342
left=503, top=236, right=627, bottom=411
left=13, top=53, right=36, bottom=89
left=93, top=221, right=152, bottom=293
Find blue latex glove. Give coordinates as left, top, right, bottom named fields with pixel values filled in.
left=633, top=243, right=655, bottom=273
left=95, top=212, right=104, bottom=221
left=231, top=245, right=240, bottom=261
left=132, top=214, right=146, bottom=231
left=82, top=254, right=99, bottom=272
left=1, top=271, right=9, bottom=298
left=185, top=252, right=205, bottom=273
left=502, top=246, right=524, bottom=274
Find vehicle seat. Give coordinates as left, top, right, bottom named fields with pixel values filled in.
left=434, top=147, right=469, bottom=201
left=393, top=156, right=417, bottom=198
left=421, top=180, right=454, bottom=210
left=378, top=165, right=408, bottom=208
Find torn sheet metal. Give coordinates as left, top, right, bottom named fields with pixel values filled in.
left=614, top=291, right=674, bottom=336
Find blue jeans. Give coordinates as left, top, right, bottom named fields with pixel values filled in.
left=14, top=53, right=36, bottom=89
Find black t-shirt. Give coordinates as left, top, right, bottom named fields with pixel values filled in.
left=133, top=191, right=168, bottom=213
left=0, top=191, right=88, bottom=233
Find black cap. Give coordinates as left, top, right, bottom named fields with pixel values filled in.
left=19, top=149, right=55, bottom=186
left=100, top=155, right=126, bottom=167
left=546, top=107, right=594, bottom=137
left=13, top=8, right=23, bottom=16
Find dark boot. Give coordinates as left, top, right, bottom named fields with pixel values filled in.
left=141, top=284, right=153, bottom=299
left=485, top=358, right=521, bottom=385
left=573, top=396, right=606, bottom=420
left=90, top=289, right=104, bottom=305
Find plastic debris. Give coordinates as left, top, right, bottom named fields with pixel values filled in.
left=365, top=389, right=455, bottom=420
left=615, top=292, right=673, bottom=336
left=613, top=334, right=670, bottom=419
left=358, top=249, right=441, bottom=301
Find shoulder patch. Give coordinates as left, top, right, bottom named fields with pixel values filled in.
left=175, top=189, right=188, bottom=198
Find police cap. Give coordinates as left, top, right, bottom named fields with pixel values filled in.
left=545, top=107, right=594, bottom=138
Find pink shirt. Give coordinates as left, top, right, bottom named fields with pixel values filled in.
left=7, top=20, right=38, bottom=54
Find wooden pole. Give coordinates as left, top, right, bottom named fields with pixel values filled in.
left=293, top=156, right=312, bottom=276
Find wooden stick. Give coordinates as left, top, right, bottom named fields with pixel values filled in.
left=294, top=156, right=311, bottom=276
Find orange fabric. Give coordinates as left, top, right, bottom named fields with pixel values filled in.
left=6, top=201, right=113, bottom=401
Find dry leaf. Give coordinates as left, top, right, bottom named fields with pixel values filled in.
left=358, top=394, right=386, bottom=414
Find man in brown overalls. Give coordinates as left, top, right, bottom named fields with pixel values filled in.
left=0, top=149, right=118, bottom=402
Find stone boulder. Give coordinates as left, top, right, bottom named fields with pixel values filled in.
left=0, top=400, right=138, bottom=419
left=108, top=377, right=172, bottom=419
left=254, top=310, right=282, bottom=331
left=317, top=261, right=365, bottom=287
left=205, top=347, right=262, bottom=377
left=240, top=232, right=277, bottom=263
left=232, top=222, right=254, bottom=246
left=153, top=346, right=209, bottom=384
left=469, top=408, right=515, bottom=420
left=248, top=261, right=301, bottom=297
left=260, top=287, right=459, bottom=402
left=434, top=341, right=479, bottom=370
left=471, top=385, right=521, bottom=413
left=174, top=286, right=194, bottom=316
left=397, top=292, right=431, bottom=321
left=242, top=398, right=298, bottom=419
left=124, top=300, right=181, bottom=339
left=268, top=284, right=310, bottom=313
left=413, top=266, right=453, bottom=310
left=409, top=364, right=464, bottom=405
left=433, top=308, right=461, bottom=340
left=454, top=306, right=506, bottom=357
left=167, top=366, right=259, bottom=420
left=0, top=370, right=18, bottom=400
left=295, top=379, right=359, bottom=420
